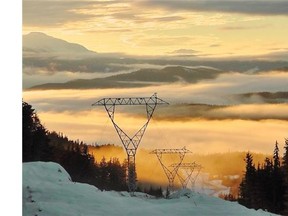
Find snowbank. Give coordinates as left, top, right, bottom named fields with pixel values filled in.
left=23, top=162, right=279, bottom=216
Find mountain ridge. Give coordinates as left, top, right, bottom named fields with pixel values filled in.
left=28, top=65, right=223, bottom=90
left=23, top=32, right=97, bottom=57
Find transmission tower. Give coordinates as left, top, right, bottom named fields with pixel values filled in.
left=150, top=147, right=192, bottom=190
left=171, top=162, right=202, bottom=189
left=92, top=93, right=168, bottom=192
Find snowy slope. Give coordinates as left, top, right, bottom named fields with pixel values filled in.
left=23, top=162, right=279, bottom=216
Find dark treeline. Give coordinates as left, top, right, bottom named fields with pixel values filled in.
left=238, top=140, right=288, bottom=214
left=23, top=100, right=128, bottom=191
left=22, top=100, right=164, bottom=197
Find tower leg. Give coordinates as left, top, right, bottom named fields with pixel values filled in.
left=127, top=154, right=136, bottom=193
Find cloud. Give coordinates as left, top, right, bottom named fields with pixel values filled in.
left=23, top=0, right=134, bottom=27
left=23, top=1, right=95, bottom=26
left=258, top=49, right=288, bottom=61
left=154, top=16, right=186, bottom=22
left=22, top=69, right=113, bottom=89
left=22, top=56, right=132, bottom=75
left=23, top=70, right=288, bottom=119
left=23, top=0, right=238, bottom=29
left=138, top=0, right=288, bottom=16
left=23, top=0, right=187, bottom=28
left=133, top=35, right=218, bottom=48
left=23, top=0, right=288, bottom=28
left=210, top=104, right=288, bottom=120
left=209, top=44, right=221, bottom=48
left=220, top=25, right=268, bottom=31
left=143, top=103, right=288, bottom=121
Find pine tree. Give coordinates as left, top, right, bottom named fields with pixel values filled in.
left=282, top=138, right=288, bottom=214
left=273, top=141, right=280, bottom=170
left=22, top=101, right=51, bottom=162
left=283, top=138, right=288, bottom=171
left=238, top=152, right=256, bottom=208
left=99, top=157, right=108, bottom=190
left=271, top=141, right=285, bottom=213
left=262, top=157, right=273, bottom=211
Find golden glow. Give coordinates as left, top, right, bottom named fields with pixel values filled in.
left=23, top=1, right=288, bottom=57
left=88, top=145, right=271, bottom=188
left=29, top=107, right=288, bottom=155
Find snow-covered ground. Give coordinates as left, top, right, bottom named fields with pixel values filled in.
left=192, top=172, right=231, bottom=197
left=23, top=162, right=279, bottom=216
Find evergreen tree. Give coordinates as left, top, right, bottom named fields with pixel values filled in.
left=22, top=101, right=51, bottom=162
left=238, top=142, right=286, bottom=214
left=282, top=138, right=288, bottom=214
left=262, top=157, right=273, bottom=211
left=238, top=152, right=256, bottom=208
left=273, top=141, right=280, bottom=170
left=99, top=157, right=109, bottom=190
left=107, top=158, right=127, bottom=191
left=283, top=138, right=288, bottom=171
left=271, top=141, right=285, bottom=213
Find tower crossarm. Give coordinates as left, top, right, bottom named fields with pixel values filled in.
left=170, top=162, right=201, bottom=169
left=91, top=93, right=169, bottom=106
left=150, top=147, right=192, bottom=155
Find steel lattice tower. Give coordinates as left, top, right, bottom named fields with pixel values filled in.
left=150, top=147, right=192, bottom=190
left=92, top=93, right=168, bottom=192
left=171, top=162, right=202, bottom=189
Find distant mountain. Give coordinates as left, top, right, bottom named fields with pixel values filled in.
left=29, top=66, right=223, bottom=90
left=234, top=91, right=288, bottom=103
left=23, top=32, right=97, bottom=58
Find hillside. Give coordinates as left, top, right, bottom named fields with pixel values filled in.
left=23, top=162, right=278, bottom=216
left=28, top=66, right=223, bottom=89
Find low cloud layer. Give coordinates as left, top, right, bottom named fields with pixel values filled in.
left=22, top=69, right=288, bottom=155
left=152, top=103, right=288, bottom=121
left=26, top=109, right=288, bottom=155
left=23, top=71, right=288, bottom=112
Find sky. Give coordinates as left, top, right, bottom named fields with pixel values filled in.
left=23, top=0, right=288, bottom=59
left=21, top=0, right=288, bottom=156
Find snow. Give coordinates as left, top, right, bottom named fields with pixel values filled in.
left=192, top=172, right=231, bottom=197
left=23, top=162, right=279, bottom=216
